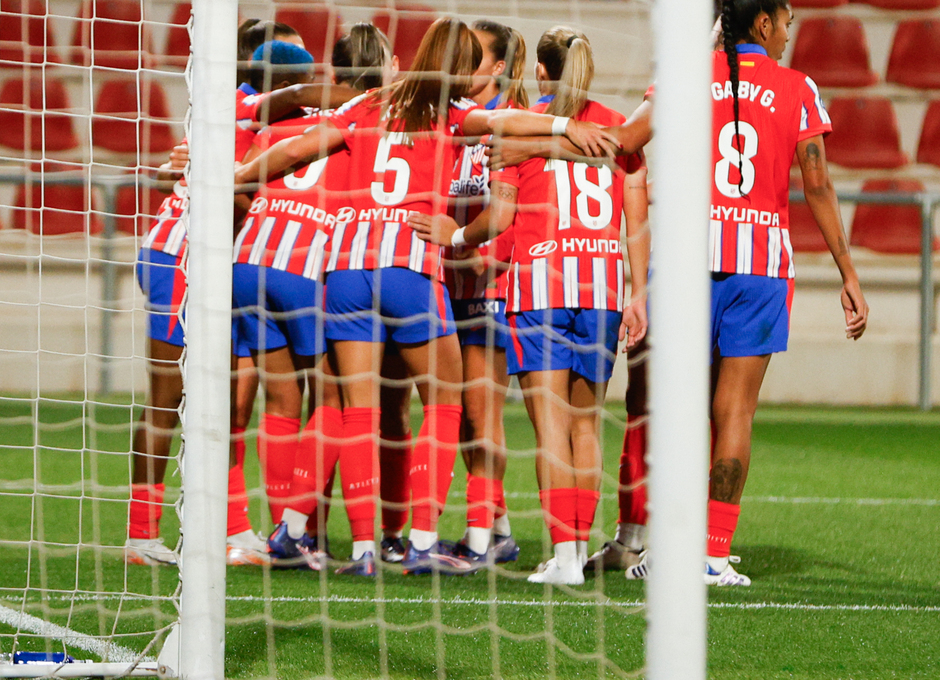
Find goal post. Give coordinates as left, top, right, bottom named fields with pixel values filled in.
left=176, top=1, right=239, bottom=679
left=645, top=0, right=713, bottom=677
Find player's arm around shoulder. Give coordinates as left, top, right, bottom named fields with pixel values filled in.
left=796, top=135, right=869, bottom=340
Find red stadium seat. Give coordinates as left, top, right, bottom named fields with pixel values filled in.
left=0, top=0, right=60, bottom=67
left=70, top=0, right=153, bottom=70
left=162, top=2, right=191, bottom=68
left=114, top=180, right=166, bottom=235
left=791, top=0, right=848, bottom=6
left=789, top=17, right=877, bottom=88
left=91, top=80, right=175, bottom=154
left=11, top=164, right=102, bottom=235
left=274, top=4, right=343, bottom=66
left=850, top=0, right=939, bottom=9
left=886, top=20, right=940, bottom=90
left=850, top=179, right=938, bottom=255
left=0, top=76, right=78, bottom=152
left=825, top=97, right=907, bottom=169
left=916, top=100, right=940, bottom=168
left=787, top=177, right=830, bottom=253
left=372, top=4, right=437, bottom=72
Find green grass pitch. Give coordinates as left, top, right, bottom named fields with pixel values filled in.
left=0, top=395, right=938, bottom=679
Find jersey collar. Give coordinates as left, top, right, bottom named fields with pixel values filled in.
left=536, top=94, right=555, bottom=105
left=485, top=94, right=503, bottom=110
left=238, top=82, right=258, bottom=96
left=735, top=43, right=767, bottom=56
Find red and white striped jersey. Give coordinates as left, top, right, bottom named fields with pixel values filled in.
left=445, top=132, right=514, bottom=301
left=141, top=181, right=188, bottom=257
left=493, top=99, right=630, bottom=313
left=142, top=92, right=262, bottom=257
left=709, top=45, right=831, bottom=279
left=233, top=110, right=346, bottom=281
left=323, top=93, right=480, bottom=279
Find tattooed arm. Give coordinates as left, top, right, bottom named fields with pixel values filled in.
left=796, top=135, right=869, bottom=340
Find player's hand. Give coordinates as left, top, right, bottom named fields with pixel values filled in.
left=841, top=278, right=868, bottom=340
left=485, top=137, right=541, bottom=171
left=564, top=119, right=621, bottom=158
left=167, top=142, right=189, bottom=172
left=407, top=212, right=460, bottom=246
left=619, top=299, right=648, bottom=351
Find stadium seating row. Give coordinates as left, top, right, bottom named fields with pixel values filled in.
left=792, top=0, right=939, bottom=10
left=0, top=76, right=175, bottom=154
left=790, top=16, right=940, bottom=89
left=0, top=170, right=164, bottom=235
left=0, top=0, right=438, bottom=71
left=1, top=168, right=933, bottom=255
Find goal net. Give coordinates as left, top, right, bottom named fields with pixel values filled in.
left=0, top=0, right=711, bottom=678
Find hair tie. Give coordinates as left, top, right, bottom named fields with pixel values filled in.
left=566, top=35, right=577, bottom=49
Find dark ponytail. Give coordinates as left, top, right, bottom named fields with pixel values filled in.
left=720, top=0, right=745, bottom=197
left=331, top=23, right=392, bottom=92
left=718, top=0, right=790, bottom=197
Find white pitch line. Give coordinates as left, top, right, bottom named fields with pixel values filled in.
left=0, top=603, right=154, bottom=664
left=25, top=593, right=940, bottom=615
left=461, top=491, right=940, bottom=506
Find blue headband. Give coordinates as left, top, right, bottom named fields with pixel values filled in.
left=251, top=40, right=314, bottom=66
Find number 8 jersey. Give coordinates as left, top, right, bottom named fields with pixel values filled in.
left=709, top=44, right=831, bottom=279
left=493, top=99, right=635, bottom=313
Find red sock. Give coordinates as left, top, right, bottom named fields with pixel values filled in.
left=307, top=469, right=335, bottom=536
left=340, top=408, right=379, bottom=542
left=129, top=483, right=165, bottom=539
left=258, top=413, right=300, bottom=525
left=706, top=499, right=740, bottom=558
left=409, top=404, right=462, bottom=533
left=380, top=432, right=412, bottom=533
left=619, top=415, right=648, bottom=525
left=466, top=473, right=501, bottom=529
left=496, top=488, right=508, bottom=518
left=575, top=488, right=600, bottom=543
left=539, top=488, right=578, bottom=545
left=290, top=406, right=343, bottom=517
left=226, top=427, right=252, bottom=537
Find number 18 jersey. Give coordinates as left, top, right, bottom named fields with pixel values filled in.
left=493, top=100, right=630, bottom=313
left=709, top=45, right=831, bottom=279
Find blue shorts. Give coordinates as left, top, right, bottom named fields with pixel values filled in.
left=137, top=248, right=185, bottom=347
left=711, top=273, right=792, bottom=358
left=507, top=308, right=621, bottom=383
left=325, top=268, right=455, bottom=344
left=232, top=264, right=326, bottom=357
left=452, top=298, right=511, bottom=350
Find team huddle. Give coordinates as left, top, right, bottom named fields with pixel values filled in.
left=126, top=0, right=868, bottom=588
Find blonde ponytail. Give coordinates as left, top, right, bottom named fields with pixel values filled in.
left=536, top=26, right=594, bottom=118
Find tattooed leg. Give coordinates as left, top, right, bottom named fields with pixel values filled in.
left=709, top=354, right=771, bottom=504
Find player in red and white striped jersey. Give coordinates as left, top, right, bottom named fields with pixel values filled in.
left=697, top=0, right=867, bottom=586
left=234, top=24, right=415, bottom=569
left=410, top=26, right=649, bottom=585
left=236, top=17, right=616, bottom=575
left=443, top=20, right=529, bottom=565
left=126, top=22, right=310, bottom=568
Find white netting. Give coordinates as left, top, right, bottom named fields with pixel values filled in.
left=0, top=1, right=656, bottom=678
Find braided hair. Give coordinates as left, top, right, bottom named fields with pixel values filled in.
left=718, top=0, right=789, bottom=196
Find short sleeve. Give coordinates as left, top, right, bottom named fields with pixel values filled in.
left=625, top=149, right=645, bottom=175
left=797, top=75, right=832, bottom=142
left=328, top=93, right=373, bottom=144
left=448, top=98, right=482, bottom=136
left=237, top=92, right=267, bottom=122
left=490, top=165, right=521, bottom=189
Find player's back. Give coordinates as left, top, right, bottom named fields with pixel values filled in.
left=326, top=93, right=479, bottom=277
left=709, top=47, right=831, bottom=277
left=499, top=99, right=628, bottom=312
